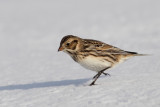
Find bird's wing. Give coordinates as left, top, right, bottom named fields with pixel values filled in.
left=83, top=39, right=113, bottom=50
left=83, top=39, right=137, bottom=55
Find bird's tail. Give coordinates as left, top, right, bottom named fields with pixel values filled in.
left=125, top=51, right=149, bottom=56
left=135, top=54, right=149, bottom=56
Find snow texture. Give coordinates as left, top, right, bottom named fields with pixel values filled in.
left=0, top=0, right=160, bottom=107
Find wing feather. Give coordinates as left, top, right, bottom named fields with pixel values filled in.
left=82, top=39, right=138, bottom=56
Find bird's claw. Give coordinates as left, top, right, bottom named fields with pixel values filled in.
left=93, top=72, right=110, bottom=79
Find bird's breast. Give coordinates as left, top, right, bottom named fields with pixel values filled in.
left=78, top=55, right=112, bottom=72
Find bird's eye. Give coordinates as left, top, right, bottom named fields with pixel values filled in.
left=66, top=43, right=70, bottom=46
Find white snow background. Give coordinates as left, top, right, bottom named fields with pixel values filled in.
left=0, top=0, right=160, bottom=107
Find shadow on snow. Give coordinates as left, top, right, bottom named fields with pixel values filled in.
left=0, top=78, right=90, bottom=91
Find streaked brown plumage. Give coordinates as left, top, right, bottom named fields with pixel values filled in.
left=58, top=35, right=144, bottom=86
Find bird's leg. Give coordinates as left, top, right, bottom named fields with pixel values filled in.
left=93, top=72, right=110, bottom=79
left=102, top=72, right=111, bottom=76
left=90, top=67, right=110, bottom=86
left=90, top=71, right=103, bottom=86
left=93, top=73, right=100, bottom=79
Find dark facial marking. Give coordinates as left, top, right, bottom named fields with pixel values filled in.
left=60, top=35, right=75, bottom=46
left=66, top=50, right=78, bottom=62
left=69, top=40, right=78, bottom=50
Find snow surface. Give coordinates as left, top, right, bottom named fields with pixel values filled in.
left=0, top=0, right=160, bottom=107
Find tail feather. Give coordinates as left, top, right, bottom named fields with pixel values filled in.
left=125, top=51, right=149, bottom=56
left=125, top=51, right=138, bottom=54
left=134, top=54, right=149, bottom=56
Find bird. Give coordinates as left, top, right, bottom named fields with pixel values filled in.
left=58, top=35, right=145, bottom=86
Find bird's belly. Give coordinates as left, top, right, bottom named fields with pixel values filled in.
left=78, top=56, right=112, bottom=72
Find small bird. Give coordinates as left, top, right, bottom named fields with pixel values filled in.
left=58, top=35, right=145, bottom=86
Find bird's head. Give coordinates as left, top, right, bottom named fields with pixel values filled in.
left=58, top=35, right=81, bottom=52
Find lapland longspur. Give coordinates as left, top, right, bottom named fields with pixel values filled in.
left=58, top=35, right=145, bottom=86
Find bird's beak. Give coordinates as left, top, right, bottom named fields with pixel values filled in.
left=58, top=46, right=64, bottom=52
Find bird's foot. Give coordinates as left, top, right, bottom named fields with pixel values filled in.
left=93, top=72, right=110, bottom=79
left=103, top=72, right=111, bottom=76
left=89, top=81, right=96, bottom=86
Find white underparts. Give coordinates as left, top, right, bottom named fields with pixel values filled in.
left=78, top=55, right=112, bottom=72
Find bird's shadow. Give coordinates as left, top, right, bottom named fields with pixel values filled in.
left=0, top=78, right=90, bottom=91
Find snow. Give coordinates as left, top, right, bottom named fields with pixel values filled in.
left=0, top=0, right=160, bottom=107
